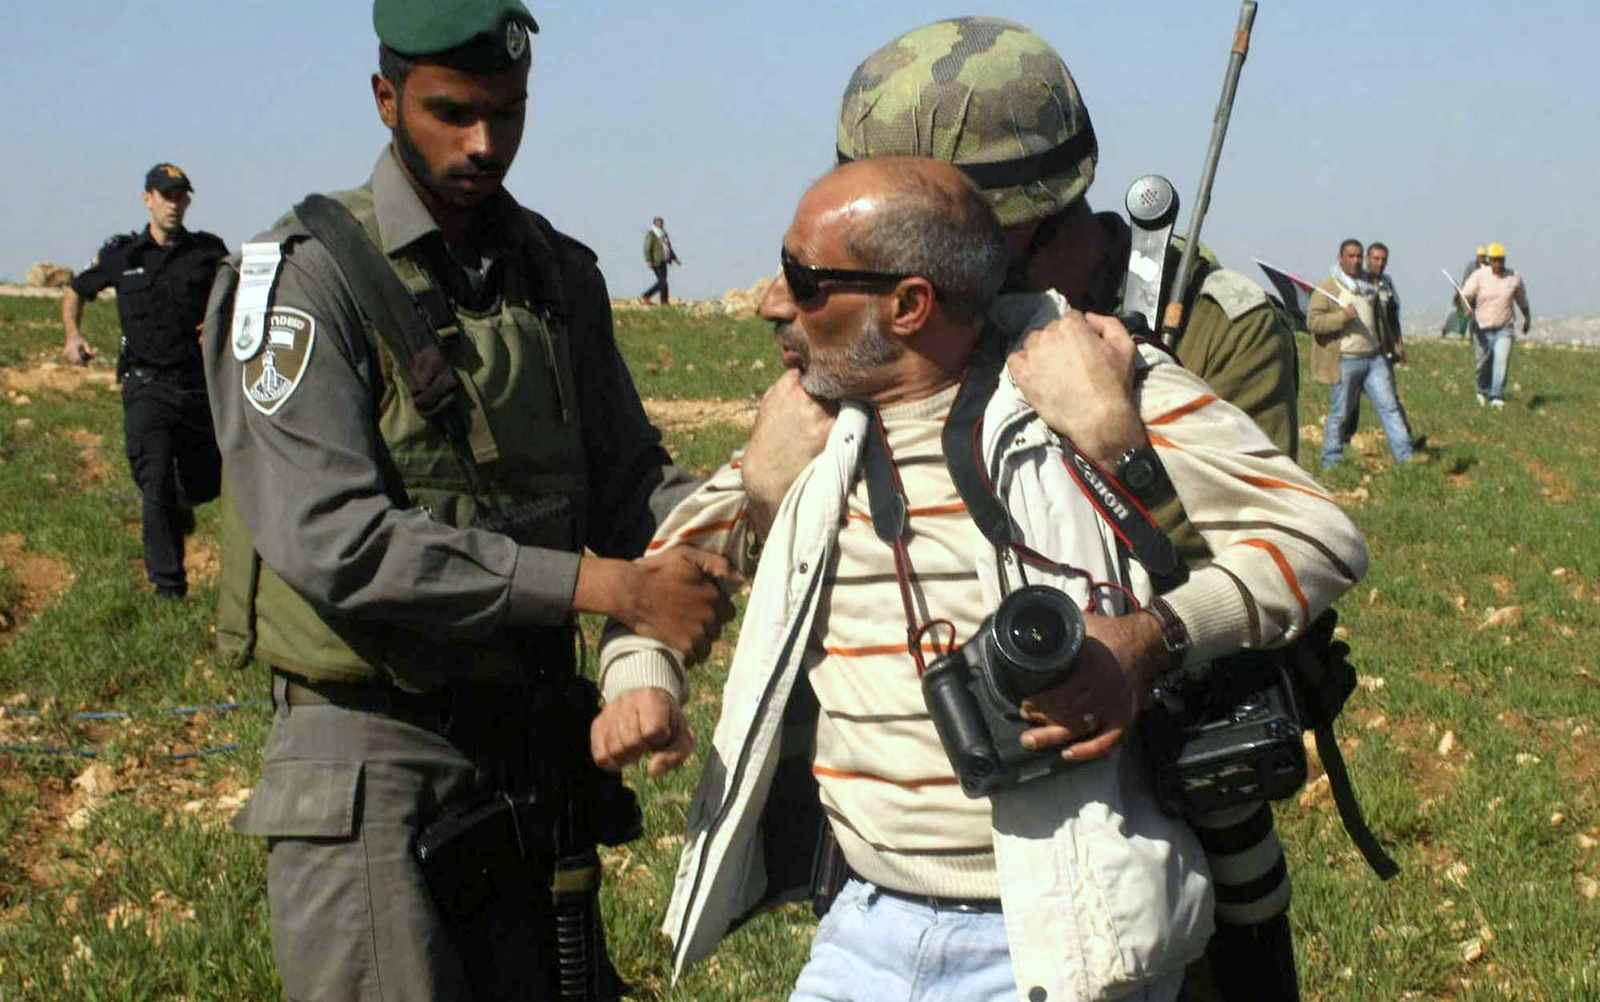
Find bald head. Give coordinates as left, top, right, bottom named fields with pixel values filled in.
left=802, top=157, right=1008, bottom=320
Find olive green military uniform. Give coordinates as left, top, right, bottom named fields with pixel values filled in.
left=837, top=17, right=1302, bottom=1001
left=207, top=140, right=692, bottom=1000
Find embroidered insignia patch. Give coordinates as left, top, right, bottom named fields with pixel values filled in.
left=241, top=308, right=315, bottom=416
left=506, top=20, right=528, bottom=61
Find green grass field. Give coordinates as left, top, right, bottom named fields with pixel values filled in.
left=1, top=294, right=1596, bottom=1000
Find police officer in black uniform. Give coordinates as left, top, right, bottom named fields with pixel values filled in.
left=62, top=163, right=227, bottom=598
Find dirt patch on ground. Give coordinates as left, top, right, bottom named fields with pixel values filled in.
left=184, top=540, right=219, bottom=585
left=121, top=527, right=220, bottom=588
left=0, top=360, right=117, bottom=396
left=642, top=398, right=758, bottom=434
left=1388, top=714, right=1464, bottom=810
left=0, top=533, right=75, bottom=644
left=1414, top=669, right=1473, bottom=695
left=59, top=428, right=113, bottom=486
left=1523, top=458, right=1575, bottom=504
left=1554, top=724, right=1599, bottom=811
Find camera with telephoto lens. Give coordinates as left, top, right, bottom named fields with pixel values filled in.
left=922, top=585, right=1087, bottom=798
left=1142, top=655, right=1308, bottom=818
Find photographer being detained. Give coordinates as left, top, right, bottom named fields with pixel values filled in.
left=591, top=159, right=1368, bottom=1002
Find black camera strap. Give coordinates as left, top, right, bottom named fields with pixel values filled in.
left=1294, top=611, right=1400, bottom=880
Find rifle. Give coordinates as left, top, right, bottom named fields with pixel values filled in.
left=1160, top=0, right=1258, bottom=348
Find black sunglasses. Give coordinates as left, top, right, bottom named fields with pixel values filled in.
left=780, top=247, right=913, bottom=302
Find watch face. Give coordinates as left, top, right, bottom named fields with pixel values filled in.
left=1123, top=455, right=1158, bottom=492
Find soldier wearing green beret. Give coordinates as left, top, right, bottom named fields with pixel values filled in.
left=205, top=2, right=738, bottom=998
left=818, top=17, right=1300, bottom=1002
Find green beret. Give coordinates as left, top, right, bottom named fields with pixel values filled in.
left=374, top=0, right=539, bottom=59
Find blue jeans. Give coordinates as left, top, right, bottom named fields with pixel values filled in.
left=1322, top=354, right=1413, bottom=466
left=790, top=878, right=1183, bottom=1002
left=1474, top=324, right=1515, bottom=400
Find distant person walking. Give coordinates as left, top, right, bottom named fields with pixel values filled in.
left=60, top=163, right=226, bottom=598
left=1308, top=238, right=1413, bottom=467
left=1459, top=242, right=1531, bottom=408
left=1441, top=245, right=1489, bottom=337
left=640, top=216, right=680, bottom=305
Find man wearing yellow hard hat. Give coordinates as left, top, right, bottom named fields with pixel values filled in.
left=1458, top=242, right=1532, bottom=407
left=1442, top=245, right=1490, bottom=337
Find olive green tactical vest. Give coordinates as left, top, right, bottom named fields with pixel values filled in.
left=216, top=186, right=588, bottom=690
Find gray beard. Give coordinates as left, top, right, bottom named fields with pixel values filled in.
left=798, top=310, right=901, bottom=400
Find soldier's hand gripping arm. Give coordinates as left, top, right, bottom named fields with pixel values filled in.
left=1006, top=309, right=1147, bottom=465
left=575, top=548, right=738, bottom=662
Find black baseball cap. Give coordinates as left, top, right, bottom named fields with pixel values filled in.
left=145, top=163, right=194, bottom=194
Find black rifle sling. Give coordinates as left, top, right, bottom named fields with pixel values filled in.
left=293, top=194, right=489, bottom=502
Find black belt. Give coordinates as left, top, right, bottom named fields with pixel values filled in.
left=126, top=366, right=205, bottom=388
left=273, top=671, right=450, bottom=732
left=849, top=867, right=1004, bottom=915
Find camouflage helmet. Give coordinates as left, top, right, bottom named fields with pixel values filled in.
left=837, top=17, right=1097, bottom=228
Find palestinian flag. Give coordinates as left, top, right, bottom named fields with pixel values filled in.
left=1254, top=258, right=1316, bottom=328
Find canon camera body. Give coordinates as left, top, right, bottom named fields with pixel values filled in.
left=922, top=585, right=1087, bottom=798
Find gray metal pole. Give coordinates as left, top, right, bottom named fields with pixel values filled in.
left=1162, top=0, right=1258, bottom=347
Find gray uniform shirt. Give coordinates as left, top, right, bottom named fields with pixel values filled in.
left=204, top=148, right=695, bottom=645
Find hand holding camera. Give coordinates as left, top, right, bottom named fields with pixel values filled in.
left=923, top=586, right=1177, bottom=797
left=1019, top=608, right=1171, bottom=762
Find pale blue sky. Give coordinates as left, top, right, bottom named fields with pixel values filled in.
left=4, top=2, right=1594, bottom=314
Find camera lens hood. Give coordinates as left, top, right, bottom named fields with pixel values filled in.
left=989, top=585, right=1085, bottom=700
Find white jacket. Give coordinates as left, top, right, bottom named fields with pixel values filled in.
left=605, top=308, right=1368, bottom=1000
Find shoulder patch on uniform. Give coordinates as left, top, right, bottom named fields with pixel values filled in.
left=241, top=307, right=316, bottom=416
left=1200, top=268, right=1269, bottom=320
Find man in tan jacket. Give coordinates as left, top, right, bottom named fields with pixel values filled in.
left=1306, top=239, right=1414, bottom=468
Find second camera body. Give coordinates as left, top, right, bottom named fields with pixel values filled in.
left=922, top=585, right=1087, bottom=797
